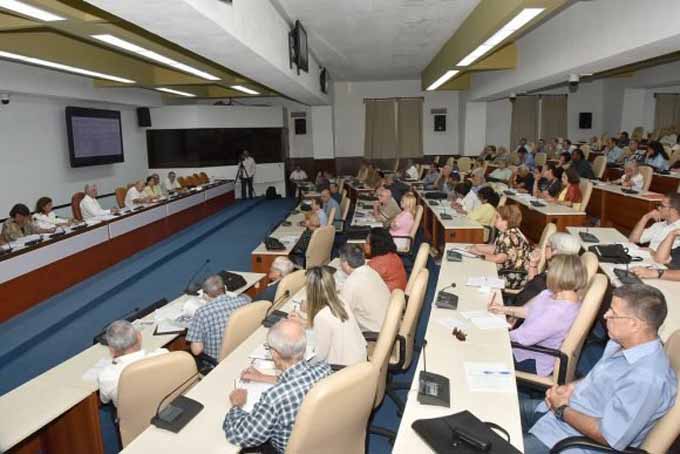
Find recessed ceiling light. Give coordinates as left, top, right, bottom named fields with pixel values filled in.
left=0, top=50, right=135, bottom=83
left=91, top=34, right=220, bottom=81
left=231, top=85, right=260, bottom=95
left=426, top=70, right=460, bottom=91
left=156, top=87, right=196, bottom=97
left=457, top=8, right=545, bottom=67
left=0, top=0, right=65, bottom=21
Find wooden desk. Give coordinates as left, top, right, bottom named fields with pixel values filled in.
left=393, top=243, right=523, bottom=452
left=345, top=180, right=375, bottom=201
left=250, top=204, right=307, bottom=273
left=588, top=182, right=662, bottom=234
left=506, top=193, right=586, bottom=243
left=602, top=167, right=680, bottom=195
left=415, top=191, right=485, bottom=249
left=1, top=272, right=265, bottom=454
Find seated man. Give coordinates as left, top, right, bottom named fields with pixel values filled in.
left=80, top=184, right=119, bottom=220
left=422, top=164, right=440, bottom=188
left=98, top=320, right=168, bottom=407
left=512, top=165, right=535, bottom=193
left=521, top=284, right=677, bottom=454
left=2, top=203, right=38, bottom=242
left=534, top=163, right=563, bottom=200
left=384, top=174, right=409, bottom=204
left=488, top=160, right=513, bottom=183
left=320, top=188, right=341, bottom=225
left=125, top=180, right=153, bottom=209
left=223, top=320, right=332, bottom=453
left=163, top=171, right=182, bottom=193
left=373, top=188, right=401, bottom=228
left=629, top=192, right=680, bottom=253
left=570, top=148, right=596, bottom=179
left=339, top=244, right=390, bottom=332
left=404, top=159, right=419, bottom=180
left=613, top=160, right=644, bottom=192
left=289, top=166, right=308, bottom=197
left=329, top=182, right=341, bottom=203
left=290, top=212, right=320, bottom=268
left=255, top=256, right=296, bottom=302
left=308, top=196, right=327, bottom=226
left=186, top=275, right=252, bottom=360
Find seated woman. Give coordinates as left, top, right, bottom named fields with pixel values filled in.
left=289, top=212, right=320, bottom=268
left=488, top=254, right=587, bottom=376
left=451, top=181, right=479, bottom=214
left=488, top=160, right=513, bottom=183
left=367, top=227, right=407, bottom=292
left=645, top=141, right=670, bottom=171
left=511, top=165, right=534, bottom=193
left=422, top=164, right=440, bottom=188
left=291, top=266, right=367, bottom=367
left=2, top=203, right=39, bottom=242
left=549, top=167, right=583, bottom=208
left=33, top=196, right=72, bottom=231
left=467, top=186, right=499, bottom=227
left=468, top=205, right=531, bottom=290
left=390, top=192, right=416, bottom=250
left=144, top=175, right=162, bottom=198
left=557, top=151, right=571, bottom=170
left=479, top=145, right=497, bottom=161
left=533, top=162, right=563, bottom=201
left=613, top=160, right=645, bottom=192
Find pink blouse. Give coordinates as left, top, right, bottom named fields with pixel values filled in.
left=390, top=210, right=414, bottom=237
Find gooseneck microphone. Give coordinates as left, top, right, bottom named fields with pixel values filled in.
left=184, top=259, right=211, bottom=295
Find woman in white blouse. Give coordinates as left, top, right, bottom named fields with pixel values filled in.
left=33, top=197, right=72, bottom=231
left=294, top=266, right=367, bottom=367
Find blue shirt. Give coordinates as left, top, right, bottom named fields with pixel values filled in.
left=646, top=154, right=669, bottom=171
left=607, top=146, right=624, bottom=164
left=323, top=197, right=341, bottom=221
left=522, top=154, right=536, bottom=169
left=315, top=208, right=328, bottom=226
left=530, top=339, right=677, bottom=453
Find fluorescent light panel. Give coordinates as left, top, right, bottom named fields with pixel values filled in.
left=0, top=0, right=65, bottom=21
left=426, top=70, right=460, bottom=91
left=0, top=50, right=135, bottom=83
left=231, top=85, right=260, bottom=95
left=91, top=34, right=220, bottom=81
left=156, top=87, right=196, bottom=97
left=456, top=7, right=544, bottom=67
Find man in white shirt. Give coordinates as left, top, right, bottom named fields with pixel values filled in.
left=404, top=159, right=419, bottom=180
left=239, top=150, right=257, bottom=199
left=339, top=244, right=390, bottom=332
left=289, top=166, right=308, bottom=197
left=629, top=193, right=680, bottom=252
left=614, top=161, right=645, bottom=192
left=80, top=184, right=119, bottom=220
left=97, top=320, right=168, bottom=407
left=125, top=180, right=151, bottom=209
left=163, top=171, right=182, bottom=194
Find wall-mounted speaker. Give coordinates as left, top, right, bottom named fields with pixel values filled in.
left=434, top=114, right=446, bottom=132
left=579, top=112, right=592, bottom=129
left=295, top=118, right=307, bottom=135
left=137, top=107, right=151, bottom=127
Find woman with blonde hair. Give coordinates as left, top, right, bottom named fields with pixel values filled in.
left=296, top=266, right=366, bottom=366
left=489, top=254, right=587, bottom=375
left=390, top=192, right=416, bottom=250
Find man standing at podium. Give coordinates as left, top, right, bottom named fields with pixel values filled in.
left=239, top=150, right=256, bottom=199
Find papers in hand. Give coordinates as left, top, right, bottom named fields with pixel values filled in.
left=238, top=380, right=274, bottom=413
left=465, top=277, right=505, bottom=289
left=459, top=311, right=510, bottom=330
left=464, top=362, right=514, bottom=392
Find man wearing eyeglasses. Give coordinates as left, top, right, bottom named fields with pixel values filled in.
left=629, top=192, right=680, bottom=253
left=520, top=284, right=677, bottom=454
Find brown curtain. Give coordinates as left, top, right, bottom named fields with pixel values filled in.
left=540, top=95, right=567, bottom=141
left=364, top=99, right=397, bottom=159
left=397, top=98, right=423, bottom=158
left=655, top=94, right=680, bottom=130
left=510, top=95, right=539, bottom=149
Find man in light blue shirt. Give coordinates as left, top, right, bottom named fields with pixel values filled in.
left=320, top=188, right=341, bottom=224
left=520, top=284, right=677, bottom=454
left=310, top=196, right=327, bottom=226
left=518, top=148, right=536, bottom=169
left=606, top=144, right=625, bottom=165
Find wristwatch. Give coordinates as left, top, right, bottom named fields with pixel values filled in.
left=554, top=405, right=568, bottom=421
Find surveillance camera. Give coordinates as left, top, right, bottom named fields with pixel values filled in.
left=509, top=92, right=517, bottom=101
left=0, top=94, right=9, bottom=105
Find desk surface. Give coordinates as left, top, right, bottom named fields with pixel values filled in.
left=590, top=181, right=663, bottom=201
left=0, top=271, right=263, bottom=452
left=416, top=191, right=484, bottom=231
left=508, top=193, right=586, bottom=216
left=393, top=243, right=523, bottom=452
left=251, top=205, right=307, bottom=256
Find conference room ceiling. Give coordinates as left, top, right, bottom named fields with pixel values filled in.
left=0, top=0, right=275, bottom=99
left=272, top=0, right=481, bottom=81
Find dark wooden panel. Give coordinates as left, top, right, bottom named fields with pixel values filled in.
left=251, top=252, right=287, bottom=274
left=650, top=174, right=680, bottom=194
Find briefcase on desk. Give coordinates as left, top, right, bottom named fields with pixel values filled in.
left=412, top=410, right=520, bottom=454
left=587, top=244, right=632, bottom=264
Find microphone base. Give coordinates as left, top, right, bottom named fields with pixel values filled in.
left=417, top=371, right=450, bottom=407
left=151, top=395, right=204, bottom=433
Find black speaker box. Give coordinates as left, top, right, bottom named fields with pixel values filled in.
left=434, top=114, right=446, bottom=132
left=137, top=107, right=152, bottom=127
left=295, top=118, right=307, bottom=135
left=579, top=112, right=592, bottom=129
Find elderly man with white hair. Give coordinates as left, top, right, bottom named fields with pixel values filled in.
left=97, top=320, right=168, bottom=407
left=80, top=183, right=119, bottom=220
left=223, top=319, right=332, bottom=453
left=255, top=256, right=296, bottom=302
left=125, top=180, right=152, bottom=209
left=372, top=187, right=401, bottom=228
left=186, top=274, right=252, bottom=361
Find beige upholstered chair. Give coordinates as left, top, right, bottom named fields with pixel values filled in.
left=534, top=152, right=547, bottom=167
left=117, top=351, right=197, bottom=447
left=536, top=223, right=558, bottom=274
left=510, top=151, right=520, bottom=165
left=405, top=243, right=430, bottom=297
left=273, top=269, right=306, bottom=310
left=285, top=362, right=376, bottom=454
left=498, top=194, right=507, bottom=207
left=71, top=192, right=85, bottom=220
left=446, top=157, right=455, bottom=168
left=457, top=156, right=472, bottom=173
left=581, top=145, right=591, bottom=160
left=394, top=205, right=423, bottom=255
left=433, top=155, right=440, bottom=164
left=326, top=207, right=336, bottom=226
left=305, top=225, right=335, bottom=268
left=515, top=274, right=607, bottom=389
left=592, top=155, right=606, bottom=179
left=218, top=300, right=271, bottom=361
left=639, top=165, right=654, bottom=192
left=580, top=251, right=599, bottom=285
left=336, top=197, right=351, bottom=231
left=576, top=179, right=593, bottom=211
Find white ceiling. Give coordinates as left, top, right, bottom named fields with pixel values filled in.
left=272, top=0, right=480, bottom=81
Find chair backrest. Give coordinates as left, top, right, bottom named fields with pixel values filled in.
left=405, top=243, right=430, bottom=296
left=337, top=178, right=345, bottom=195
left=305, top=225, right=335, bottom=268
left=118, top=351, right=197, bottom=447
left=554, top=274, right=607, bottom=384
left=592, top=155, right=606, bottom=179
left=433, top=155, right=440, bottom=164
left=580, top=251, right=599, bottom=285
left=577, top=179, right=593, bottom=212
left=273, top=269, right=306, bottom=309
left=641, top=330, right=680, bottom=454
left=498, top=194, right=507, bottom=207
left=370, top=290, right=406, bottom=407
left=394, top=269, right=429, bottom=370
left=285, top=362, right=376, bottom=454
left=581, top=144, right=591, bottom=160
left=199, top=172, right=209, bottom=184
left=458, top=157, right=472, bottom=173
left=71, top=192, right=85, bottom=220
left=177, top=176, right=187, bottom=187
left=534, top=152, right=547, bottom=167
left=510, top=150, right=520, bottom=165
left=537, top=223, right=557, bottom=273
left=219, top=300, right=271, bottom=361
left=340, top=197, right=351, bottom=222
left=115, top=187, right=127, bottom=208
left=639, top=166, right=654, bottom=192
left=409, top=205, right=424, bottom=239
left=446, top=157, right=455, bottom=168
left=326, top=207, right=336, bottom=226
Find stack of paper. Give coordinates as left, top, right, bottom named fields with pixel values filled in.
left=464, top=362, right=514, bottom=392
left=465, top=277, right=505, bottom=289
left=460, top=311, right=509, bottom=330
left=237, top=380, right=275, bottom=413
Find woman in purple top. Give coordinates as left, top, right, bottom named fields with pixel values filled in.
left=489, top=254, right=588, bottom=376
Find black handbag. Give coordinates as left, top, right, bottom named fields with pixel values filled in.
left=587, top=244, right=632, bottom=264
left=218, top=271, right=248, bottom=291
left=412, top=410, right=521, bottom=454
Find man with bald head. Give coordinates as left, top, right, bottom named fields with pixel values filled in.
left=373, top=187, right=401, bottom=228
left=224, top=320, right=332, bottom=453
